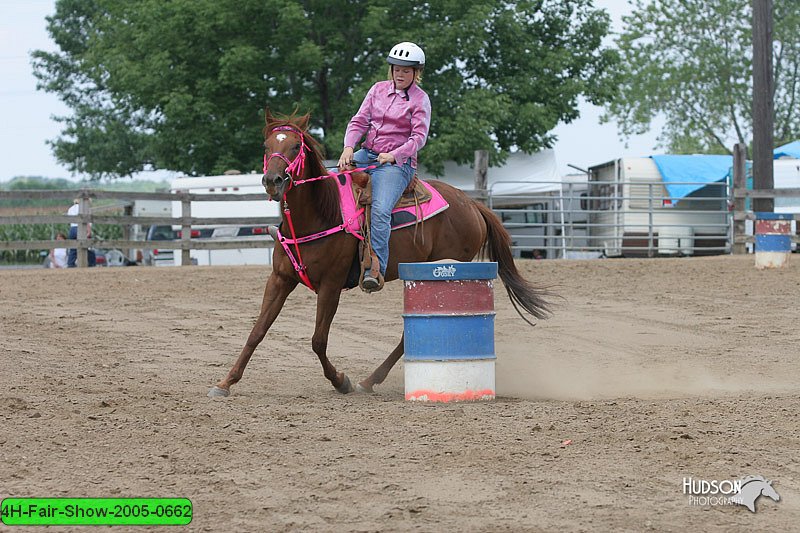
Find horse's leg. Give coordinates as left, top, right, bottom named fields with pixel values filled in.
left=208, top=273, right=297, bottom=397
left=357, top=334, right=404, bottom=393
left=312, top=284, right=354, bottom=394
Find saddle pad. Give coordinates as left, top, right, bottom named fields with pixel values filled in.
left=334, top=173, right=449, bottom=236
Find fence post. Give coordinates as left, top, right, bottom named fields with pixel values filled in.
left=752, top=0, right=774, bottom=214
left=732, top=143, right=747, bottom=254
left=647, top=183, right=654, bottom=257
left=181, top=194, right=192, bottom=266
left=77, top=192, right=91, bottom=268
left=122, top=204, right=133, bottom=262
left=474, top=150, right=488, bottom=205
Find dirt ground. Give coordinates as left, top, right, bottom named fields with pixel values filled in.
left=1, top=255, right=799, bottom=532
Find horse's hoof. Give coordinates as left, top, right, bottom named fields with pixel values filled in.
left=208, top=386, right=230, bottom=398
left=335, top=374, right=354, bottom=394
left=355, top=382, right=375, bottom=394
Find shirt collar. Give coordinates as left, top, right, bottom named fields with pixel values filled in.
left=387, top=82, right=413, bottom=100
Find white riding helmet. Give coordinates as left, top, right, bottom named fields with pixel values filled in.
left=387, top=42, right=425, bottom=67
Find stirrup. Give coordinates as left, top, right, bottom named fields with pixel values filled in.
left=361, top=272, right=383, bottom=293
left=361, top=272, right=381, bottom=292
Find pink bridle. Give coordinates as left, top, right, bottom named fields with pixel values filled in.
left=263, top=125, right=308, bottom=185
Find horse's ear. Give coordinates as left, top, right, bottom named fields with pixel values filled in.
left=264, top=106, right=274, bottom=127
left=296, top=113, right=310, bottom=132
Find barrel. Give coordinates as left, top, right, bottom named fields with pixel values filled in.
left=754, top=212, right=792, bottom=269
left=398, top=261, right=498, bottom=402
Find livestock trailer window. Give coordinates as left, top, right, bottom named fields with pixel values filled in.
left=589, top=183, right=621, bottom=211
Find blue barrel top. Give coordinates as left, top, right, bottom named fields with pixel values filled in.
left=755, top=212, right=793, bottom=220
left=398, top=261, right=498, bottom=281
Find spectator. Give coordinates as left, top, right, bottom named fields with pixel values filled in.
left=67, top=198, right=96, bottom=267
left=49, top=232, right=68, bottom=269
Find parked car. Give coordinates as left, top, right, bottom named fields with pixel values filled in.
left=142, top=225, right=177, bottom=266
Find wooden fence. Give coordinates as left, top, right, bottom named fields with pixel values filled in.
left=0, top=189, right=280, bottom=267
left=4, top=169, right=798, bottom=265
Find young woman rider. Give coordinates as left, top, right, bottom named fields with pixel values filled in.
left=338, top=41, right=431, bottom=291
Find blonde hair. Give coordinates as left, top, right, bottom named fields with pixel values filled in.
left=387, top=65, right=423, bottom=85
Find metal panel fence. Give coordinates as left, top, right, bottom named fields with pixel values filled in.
left=488, top=180, right=733, bottom=259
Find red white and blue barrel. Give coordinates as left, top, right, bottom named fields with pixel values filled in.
left=755, top=212, right=792, bottom=269
left=399, top=261, right=498, bottom=402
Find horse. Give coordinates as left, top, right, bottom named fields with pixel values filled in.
left=208, top=110, right=552, bottom=397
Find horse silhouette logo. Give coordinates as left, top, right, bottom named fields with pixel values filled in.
left=731, top=476, right=780, bottom=513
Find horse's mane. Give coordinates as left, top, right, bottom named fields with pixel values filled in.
left=264, top=111, right=341, bottom=227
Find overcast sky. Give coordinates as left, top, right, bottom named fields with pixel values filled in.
left=0, top=0, right=661, bottom=183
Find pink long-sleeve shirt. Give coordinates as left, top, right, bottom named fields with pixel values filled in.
left=344, top=80, right=431, bottom=169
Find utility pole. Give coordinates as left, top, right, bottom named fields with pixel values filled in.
left=752, top=0, right=774, bottom=212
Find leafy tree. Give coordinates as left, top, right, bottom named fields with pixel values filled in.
left=606, top=0, right=800, bottom=155
left=33, top=0, right=617, bottom=178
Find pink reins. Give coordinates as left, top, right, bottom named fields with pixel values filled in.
left=265, top=125, right=376, bottom=292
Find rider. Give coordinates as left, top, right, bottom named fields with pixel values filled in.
left=338, top=41, right=431, bottom=292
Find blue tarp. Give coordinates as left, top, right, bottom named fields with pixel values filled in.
left=650, top=154, right=733, bottom=201
left=774, top=140, right=800, bottom=159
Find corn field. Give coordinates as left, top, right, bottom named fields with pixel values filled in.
left=0, top=216, right=123, bottom=266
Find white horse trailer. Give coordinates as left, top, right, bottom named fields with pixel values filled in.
left=773, top=159, right=800, bottom=249
left=588, top=158, right=729, bottom=257
left=170, top=173, right=280, bottom=266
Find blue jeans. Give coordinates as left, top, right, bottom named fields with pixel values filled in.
left=352, top=148, right=415, bottom=275
left=67, top=225, right=96, bottom=267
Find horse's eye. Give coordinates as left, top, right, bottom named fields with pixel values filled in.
left=294, top=143, right=301, bottom=151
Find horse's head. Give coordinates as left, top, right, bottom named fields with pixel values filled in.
left=262, top=109, right=311, bottom=201
left=760, top=480, right=780, bottom=502
left=734, top=476, right=781, bottom=512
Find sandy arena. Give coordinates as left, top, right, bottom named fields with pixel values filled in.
left=1, top=255, right=798, bottom=531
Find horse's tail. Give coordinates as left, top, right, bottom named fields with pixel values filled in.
left=474, top=201, right=554, bottom=323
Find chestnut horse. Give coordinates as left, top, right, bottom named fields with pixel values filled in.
left=208, top=111, right=551, bottom=397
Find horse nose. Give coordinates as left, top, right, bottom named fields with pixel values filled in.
left=262, top=173, right=283, bottom=188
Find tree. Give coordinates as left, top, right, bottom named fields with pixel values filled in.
left=33, top=0, right=618, bottom=178
left=606, top=0, right=800, bottom=155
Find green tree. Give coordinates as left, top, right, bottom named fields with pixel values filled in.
left=33, top=0, right=617, bottom=178
left=606, top=0, right=800, bottom=155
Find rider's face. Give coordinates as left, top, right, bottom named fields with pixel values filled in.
left=392, top=66, right=415, bottom=90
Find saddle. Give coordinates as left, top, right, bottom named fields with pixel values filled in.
left=350, top=172, right=432, bottom=208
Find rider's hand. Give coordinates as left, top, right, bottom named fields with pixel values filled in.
left=338, top=147, right=354, bottom=170
left=377, top=152, right=396, bottom=165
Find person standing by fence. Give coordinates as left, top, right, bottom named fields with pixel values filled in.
left=49, top=231, right=68, bottom=268
left=67, top=198, right=96, bottom=268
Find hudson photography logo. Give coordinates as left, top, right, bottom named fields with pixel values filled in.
left=683, top=475, right=780, bottom=512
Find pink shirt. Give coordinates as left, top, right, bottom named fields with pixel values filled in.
left=344, top=80, right=431, bottom=169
